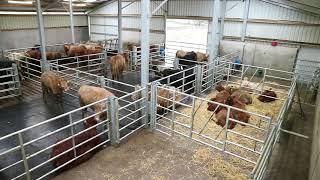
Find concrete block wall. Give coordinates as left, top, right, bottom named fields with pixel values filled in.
left=219, top=40, right=298, bottom=72
left=0, top=27, right=89, bottom=50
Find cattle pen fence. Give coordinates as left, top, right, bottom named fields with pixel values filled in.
left=147, top=55, right=296, bottom=179
left=0, top=63, right=21, bottom=100
left=1, top=43, right=297, bottom=180
left=0, top=44, right=148, bottom=179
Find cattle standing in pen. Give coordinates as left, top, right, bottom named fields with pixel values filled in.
left=78, top=85, right=115, bottom=121
left=41, top=71, right=70, bottom=105
left=109, top=53, right=130, bottom=80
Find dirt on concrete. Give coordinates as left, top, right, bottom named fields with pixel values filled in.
left=52, top=130, right=249, bottom=180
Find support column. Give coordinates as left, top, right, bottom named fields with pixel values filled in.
left=118, top=0, right=123, bottom=52
left=209, top=0, right=221, bottom=61
left=35, top=0, right=48, bottom=71
left=69, top=0, right=75, bottom=43
left=241, top=0, right=250, bottom=42
left=220, top=0, right=227, bottom=40
left=141, top=0, right=150, bottom=127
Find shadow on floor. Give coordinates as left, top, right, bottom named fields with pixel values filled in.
left=267, top=103, right=315, bottom=180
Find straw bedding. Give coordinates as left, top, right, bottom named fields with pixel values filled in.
left=157, top=80, right=288, bottom=178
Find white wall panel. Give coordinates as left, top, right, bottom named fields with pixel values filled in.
left=167, top=0, right=213, bottom=17
left=225, top=1, right=245, bottom=18
left=224, top=21, right=242, bottom=37
left=90, top=1, right=165, bottom=15
left=90, top=0, right=320, bottom=45
left=0, top=15, right=87, bottom=30
left=249, top=0, right=320, bottom=23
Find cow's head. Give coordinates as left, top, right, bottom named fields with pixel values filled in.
left=58, top=79, right=70, bottom=92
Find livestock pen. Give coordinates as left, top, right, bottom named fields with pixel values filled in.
left=0, top=63, right=21, bottom=100
left=0, top=44, right=148, bottom=179
left=147, top=52, right=296, bottom=179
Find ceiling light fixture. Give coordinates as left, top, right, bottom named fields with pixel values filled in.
left=8, top=0, right=33, bottom=4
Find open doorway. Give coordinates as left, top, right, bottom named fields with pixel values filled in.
left=165, top=18, right=209, bottom=56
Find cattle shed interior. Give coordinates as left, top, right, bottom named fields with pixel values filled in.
left=0, top=0, right=320, bottom=180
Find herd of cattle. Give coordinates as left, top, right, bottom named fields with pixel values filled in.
left=1, top=42, right=279, bottom=172
left=207, top=83, right=277, bottom=129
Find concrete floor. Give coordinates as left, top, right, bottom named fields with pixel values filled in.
left=52, top=102, right=317, bottom=180
left=267, top=103, right=315, bottom=180
left=52, top=130, right=221, bottom=180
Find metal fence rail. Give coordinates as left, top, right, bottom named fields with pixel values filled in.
left=148, top=54, right=297, bottom=180
left=1, top=46, right=149, bottom=179
left=0, top=63, right=21, bottom=100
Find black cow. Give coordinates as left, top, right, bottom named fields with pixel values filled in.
left=159, top=66, right=196, bottom=94
left=178, top=51, right=197, bottom=68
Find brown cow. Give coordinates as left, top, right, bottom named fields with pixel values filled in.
left=258, top=89, right=277, bottom=102
left=41, top=71, right=70, bottom=104
left=230, top=99, right=250, bottom=125
left=46, top=52, right=62, bottom=60
left=78, top=85, right=115, bottom=121
left=64, top=44, right=87, bottom=57
left=109, top=53, right=129, bottom=80
left=51, top=117, right=101, bottom=171
left=231, top=90, right=253, bottom=105
left=215, top=108, right=237, bottom=129
left=196, top=52, right=209, bottom=62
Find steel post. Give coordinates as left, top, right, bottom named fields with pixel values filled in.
left=195, top=65, right=203, bottom=96
left=35, top=0, right=49, bottom=71
left=69, top=0, right=75, bottom=43
left=141, top=0, right=150, bottom=127
left=68, top=114, right=77, bottom=158
left=220, top=0, right=227, bottom=40
left=100, top=76, right=106, bottom=88
left=12, top=63, right=21, bottom=96
left=18, top=133, right=31, bottom=180
left=108, top=96, right=120, bottom=146
left=209, top=0, right=221, bottom=61
left=242, top=0, right=251, bottom=42
left=150, top=82, right=158, bottom=129
left=118, top=0, right=123, bottom=52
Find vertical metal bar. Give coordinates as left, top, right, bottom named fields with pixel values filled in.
left=241, top=0, right=250, bottom=42
left=108, top=96, right=120, bottom=145
left=12, top=63, right=21, bottom=96
left=141, top=0, right=150, bottom=91
left=88, top=16, right=91, bottom=40
left=68, top=114, right=77, bottom=158
left=141, top=0, right=150, bottom=128
left=150, top=82, right=158, bottom=129
left=220, top=0, right=227, bottom=40
left=182, top=70, right=185, bottom=92
left=118, top=0, right=123, bottom=52
left=261, top=68, right=267, bottom=93
left=134, top=86, right=142, bottom=122
left=69, top=0, right=75, bottom=44
left=171, top=89, right=176, bottom=136
left=209, top=0, right=221, bottom=61
left=226, top=63, right=231, bottom=85
left=173, top=57, right=179, bottom=70
left=241, top=63, right=245, bottom=85
left=189, top=97, right=196, bottom=138
left=99, top=76, right=106, bottom=88
left=35, top=0, right=48, bottom=71
left=18, top=133, right=31, bottom=180
left=133, top=46, right=138, bottom=70
left=195, top=65, right=203, bottom=95
left=223, top=107, right=230, bottom=152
